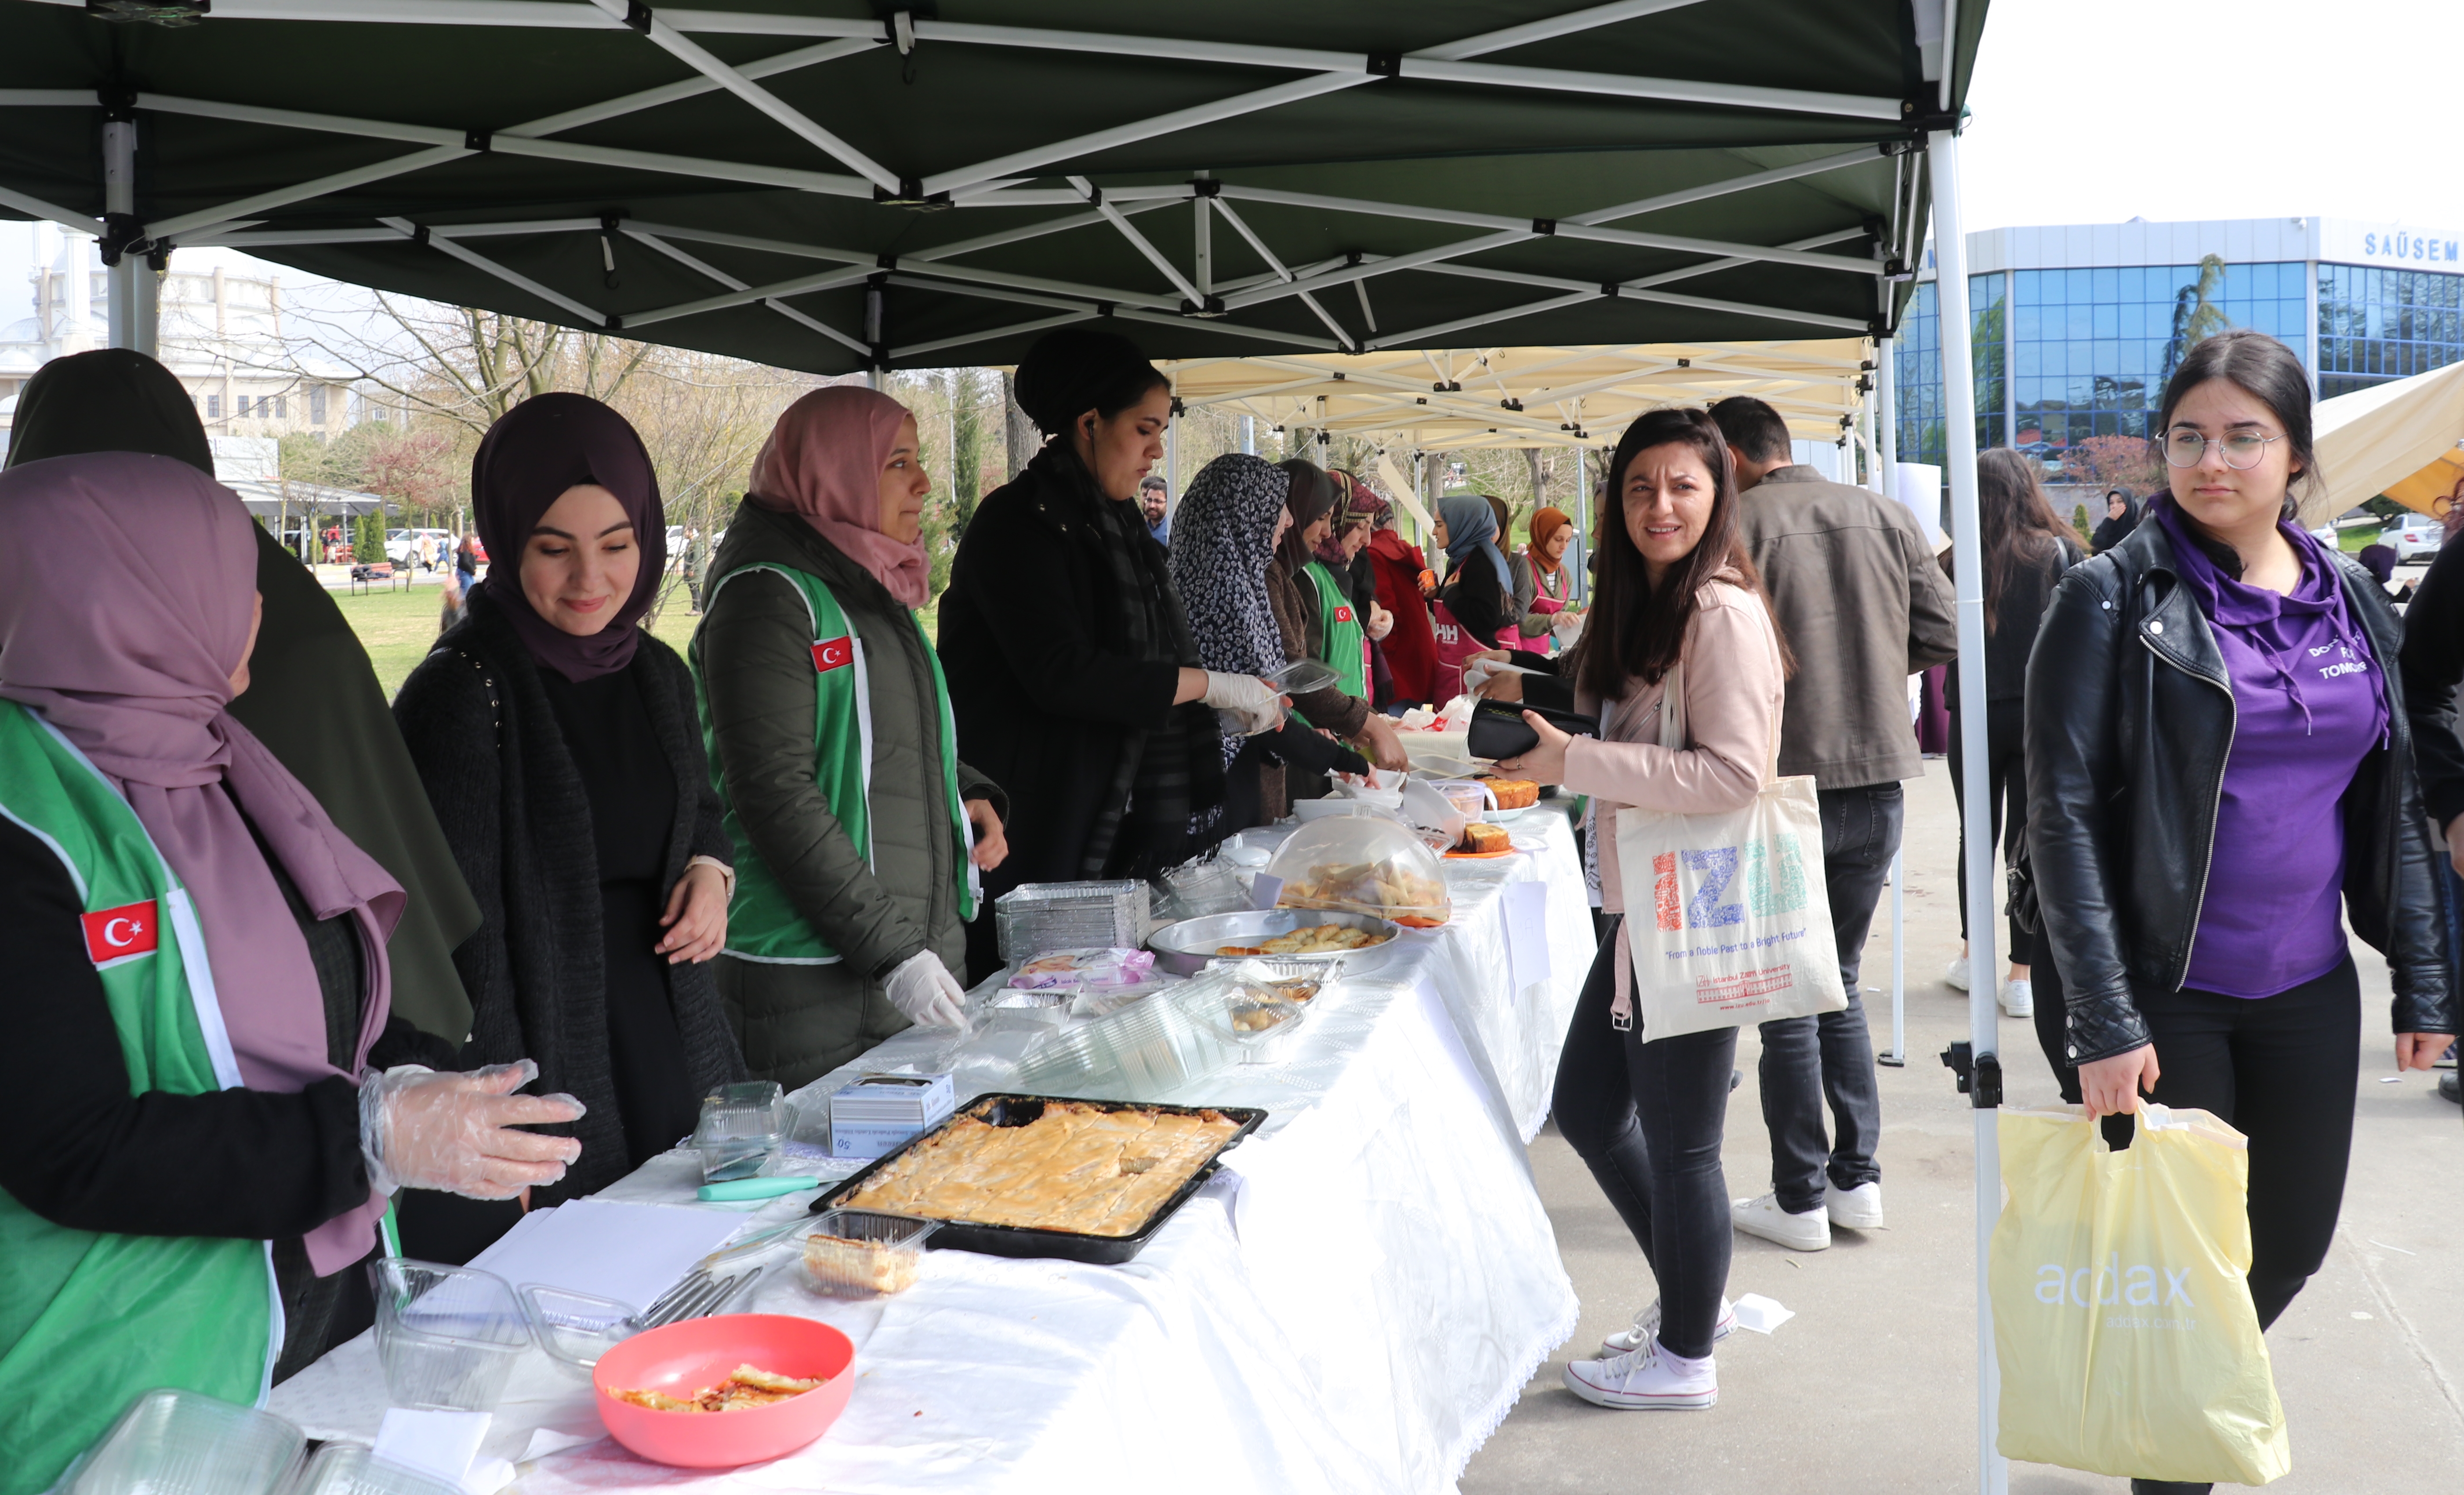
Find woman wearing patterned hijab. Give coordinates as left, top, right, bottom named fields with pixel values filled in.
left=1169, top=454, right=1372, bottom=834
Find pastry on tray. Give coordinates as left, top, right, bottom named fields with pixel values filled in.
left=1477, top=777, right=1540, bottom=809
left=839, top=1101, right=1242, bottom=1237
left=1456, top=822, right=1510, bottom=854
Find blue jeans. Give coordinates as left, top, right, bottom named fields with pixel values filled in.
left=1756, top=782, right=1900, bottom=1213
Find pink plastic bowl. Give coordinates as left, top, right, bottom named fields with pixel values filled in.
left=591, top=1313, right=855, bottom=1468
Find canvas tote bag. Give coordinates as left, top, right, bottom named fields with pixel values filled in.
left=1611, top=662, right=1847, bottom=1038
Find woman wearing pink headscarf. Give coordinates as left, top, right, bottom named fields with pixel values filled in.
left=695, top=385, right=1010, bottom=1087
left=0, top=453, right=584, bottom=1487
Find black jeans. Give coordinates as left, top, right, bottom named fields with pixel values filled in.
left=2030, top=951, right=2360, bottom=1329
left=1756, top=782, right=1899, bottom=1212
left=1947, top=695, right=2034, bottom=966
left=1553, top=920, right=1738, bottom=1360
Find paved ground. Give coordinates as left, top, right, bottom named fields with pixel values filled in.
left=1462, top=758, right=2464, bottom=1494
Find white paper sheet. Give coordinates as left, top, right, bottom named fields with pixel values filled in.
left=464, top=1198, right=744, bottom=1313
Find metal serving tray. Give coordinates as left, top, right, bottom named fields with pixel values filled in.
left=809, top=1094, right=1266, bottom=1266
left=1145, top=908, right=1401, bottom=977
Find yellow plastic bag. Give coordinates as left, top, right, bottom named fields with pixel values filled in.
left=1990, top=1105, right=2291, bottom=1485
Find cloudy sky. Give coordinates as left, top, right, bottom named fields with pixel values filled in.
left=1, top=0, right=2457, bottom=333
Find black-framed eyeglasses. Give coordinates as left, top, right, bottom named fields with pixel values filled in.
left=2162, top=429, right=2284, bottom=471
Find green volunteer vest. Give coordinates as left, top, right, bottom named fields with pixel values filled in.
left=0, top=700, right=278, bottom=1495
left=694, top=562, right=976, bottom=965
left=1304, top=560, right=1369, bottom=698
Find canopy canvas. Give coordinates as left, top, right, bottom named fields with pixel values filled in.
left=2312, top=359, right=2464, bottom=522
left=0, top=0, right=1978, bottom=376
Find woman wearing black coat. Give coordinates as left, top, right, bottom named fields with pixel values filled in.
left=2088, top=486, right=2139, bottom=554
left=395, top=395, right=744, bottom=1261
left=938, top=329, right=1278, bottom=978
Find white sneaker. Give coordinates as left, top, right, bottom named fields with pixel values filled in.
left=1824, top=1179, right=1886, bottom=1230
left=1944, top=956, right=1971, bottom=993
left=1731, top=1192, right=1831, bottom=1251
left=1563, top=1337, right=1717, bottom=1410
left=1602, top=1296, right=1736, bottom=1355
left=2000, top=977, right=2034, bottom=1018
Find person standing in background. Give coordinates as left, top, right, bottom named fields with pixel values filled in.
left=1511, top=505, right=1580, bottom=651
left=1712, top=394, right=1957, bottom=1253
left=1365, top=501, right=1439, bottom=707
left=679, top=525, right=707, bottom=613
left=2089, top=487, right=2140, bottom=555
left=1140, top=473, right=1171, bottom=546
left=1940, top=448, right=2083, bottom=1021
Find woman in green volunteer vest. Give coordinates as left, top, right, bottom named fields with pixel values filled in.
left=1265, top=461, right=1406, bottom=798
left=0, top=454, right=586, bottom=1494
left=696, top=387, right=1011, bottom=1088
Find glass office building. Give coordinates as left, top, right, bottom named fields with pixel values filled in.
left=1893, top=217, right=2464, bottom=471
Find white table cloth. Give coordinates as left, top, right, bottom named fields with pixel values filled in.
left=275, top=808, right=1600, bottom=1495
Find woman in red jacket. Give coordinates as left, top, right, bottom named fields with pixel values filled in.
left=1365, top=504, right=1439, bottom=708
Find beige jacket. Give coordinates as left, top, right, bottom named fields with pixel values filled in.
left=1561, top=579, right=1785, bottom=922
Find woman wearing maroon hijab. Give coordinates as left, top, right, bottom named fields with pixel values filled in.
left=395, top=394, right=744, bottom=1262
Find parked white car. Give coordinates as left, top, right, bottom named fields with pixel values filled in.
left=386, top=527, right=455, bottom=567
left=2381, top=513, right=2445, bottom=562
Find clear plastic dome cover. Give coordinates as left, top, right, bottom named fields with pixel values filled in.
left=1262, top=813, right=1451, bottom=925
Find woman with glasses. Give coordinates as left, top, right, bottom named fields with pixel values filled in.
left=2025, top=331, right=2453, bottom=1495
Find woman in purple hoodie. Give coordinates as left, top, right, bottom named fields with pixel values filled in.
left=2024, top=331, right=2454, bottom=1495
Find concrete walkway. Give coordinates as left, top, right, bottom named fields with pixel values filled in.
left=1462, top=759, right=2464, bottom=1493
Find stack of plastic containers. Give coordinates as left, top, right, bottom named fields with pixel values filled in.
left=993, top=879, right=1148, bottom=962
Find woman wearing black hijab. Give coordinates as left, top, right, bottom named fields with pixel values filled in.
left=2089, top=487, right=2139, bottom=555
left=394, top=394, right=744, bottom=1261
left=3, top=348, right=481, bottom=1045
left=939, top=328, right=1278, bottom=978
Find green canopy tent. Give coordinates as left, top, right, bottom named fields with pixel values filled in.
left=0, top=2, right=2014, bottom=1486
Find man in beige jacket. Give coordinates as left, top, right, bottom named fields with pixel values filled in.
left=1712, top=396, right=1958, bottom=1252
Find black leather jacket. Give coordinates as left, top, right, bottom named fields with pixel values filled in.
left=2023, top=519, right=2454, bottom=1064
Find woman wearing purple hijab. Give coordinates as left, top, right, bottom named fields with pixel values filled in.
left=0, top=453, right=587, bottom=1488
left=2025, top=332, right=2454, bottom=1495
left=394, top=394, right=744, bottom=1263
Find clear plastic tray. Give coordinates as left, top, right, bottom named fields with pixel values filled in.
left=694, top=1080, right=798, bottom=1182
left=289, top=1442, right=464, bottom=1495
left=798, top=1209, right=939, bottom=1296
left=1263, top=656, right=1341, bottom=695
left=370, top=1258, right=531, bottom=1413
left=67, top=1388, right=305, bottom=1495
left=1013, top=969, right=1249, bottom=1099
left=1263, top=814, right=1451, bottom=925
left=517, top=1283, right=638, bottom=1375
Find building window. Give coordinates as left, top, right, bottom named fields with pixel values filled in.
left=274, top=395, right=287, bottom=419
left=206, top=394, right=221, bottom=419
left=2318, top=263, right=2464, bottom=399
left=310, top=385, right=327, bottom=424
left=2010, top=261, right=2307, bottom=451
left=1890, top=272, right=2004, bottom=469
left=236, top=395, right=251, bottom=417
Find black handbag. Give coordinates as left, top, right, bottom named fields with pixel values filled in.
left=1466, top=697, right=1597, bottom=762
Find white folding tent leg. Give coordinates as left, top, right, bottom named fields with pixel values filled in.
left=103, top=119, right=156, bottom=356
left=1928, top=124, right=2009, bottom=1495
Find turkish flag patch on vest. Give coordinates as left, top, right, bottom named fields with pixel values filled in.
left=1334, top=605, right=1355, bottom=623
left=811, top=636, right=854, bottom=672
left=82, top=900, right=161, bottom=966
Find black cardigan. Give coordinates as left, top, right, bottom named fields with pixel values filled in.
left=393, top=589, right=744, bottom=1200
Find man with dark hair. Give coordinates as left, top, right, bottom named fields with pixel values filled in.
left=1139, top=473, right=1171, bottom=546
left=1710, top=395, right=1958, bottom=1253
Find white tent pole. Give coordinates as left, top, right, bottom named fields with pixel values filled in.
left=1927, top=124, right=2008, bottom=1495
left=1878, top=334, right=1899, bottom=506
left=1875, top=331, right=1905, bottom=1067
left=102, top=118, right=153, bottom=355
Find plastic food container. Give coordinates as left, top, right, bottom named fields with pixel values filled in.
left=1263, top=814, right=1452, bottom=926
left=1263, top=656, right=1341, bottom=696
left=1205, top=984, right=1307, bottom=1062
left=66, top=1388, right=305, bottom=1495
left=797, top=1210, right=940, bottom=1296
left=694, top=1081, right=798, bottom=1183
left=289, top=1442, right=465, bottom=1495
left=592, top=1314, right=855, bottom=1468
left=519, top=1283, right=640, bottom=1375
left=1231, top=955, right=1342, bottom=1003
left=370, top=1258, right=532, bottom=1413
left=1007, top=947, right=1156, bottom=990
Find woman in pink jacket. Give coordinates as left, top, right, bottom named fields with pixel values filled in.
left=1493, top=406, right=1788, bottom=1412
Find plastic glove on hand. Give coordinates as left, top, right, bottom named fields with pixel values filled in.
left=1201, top=670, right=1283, bottom=735
left=885, top=950, right=970, bottom=1030
left=359, top=1059, right=586, bottom=1201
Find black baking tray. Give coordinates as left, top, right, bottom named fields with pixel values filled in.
left=809, top=1093, right=1266, bottom=1265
